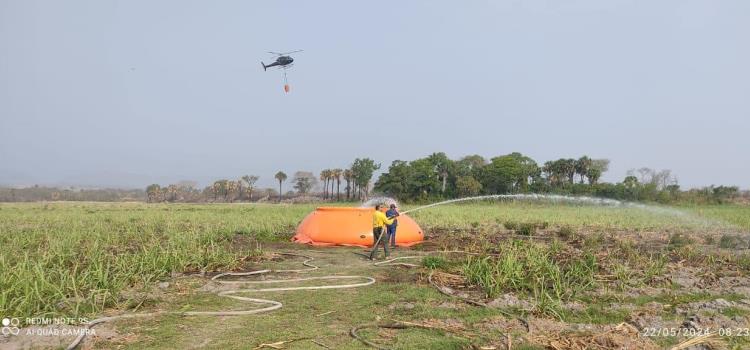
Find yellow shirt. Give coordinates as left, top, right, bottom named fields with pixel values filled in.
left=373, top=210, right=394, bottom=228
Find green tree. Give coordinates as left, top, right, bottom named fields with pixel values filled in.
left=508, top=152, right=539, bottom=191
left=427, top=152, right=453, bottom=194
left=480, top=156, right=522, bottom=194
left=455, top=155, right=486, bottom=185
left=274, top=171, right=287, bottom=201
left=456, top=155, right=486, bottom=173
left=479, top=153, right=538, bottom=194
left=350, top=158, right=380, bottom=200
left=407, top=158, right=442, bottom=200
left=374, top=160, right=414, bottom=199
left=456, top=176, right=482, bottom=197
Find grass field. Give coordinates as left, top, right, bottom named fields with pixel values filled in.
left=1, top=201, right=750, bottom=349
left=0, top=203, right=315, bottom=319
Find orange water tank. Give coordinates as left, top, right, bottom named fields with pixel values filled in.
left=293, top=207, right=424, bottom=247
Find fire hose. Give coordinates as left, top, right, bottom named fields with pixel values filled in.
left=66, top=253, right=374, bottom=350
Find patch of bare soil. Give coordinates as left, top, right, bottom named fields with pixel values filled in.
left=430, top=271, right=485, bottom=301
left=487, top=293, right=533, bottom=310
left=430, top=300, right=466, bottom=310
left=477, top=316, right=528, bottom=333
left=388, top=302, right=416, bottom=311
left=376, top=266, right=420, bottom=284
left=627, top=302, right=683, bottom=332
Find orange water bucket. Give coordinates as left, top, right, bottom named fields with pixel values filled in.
left=293, top=207, right=424, bottom=247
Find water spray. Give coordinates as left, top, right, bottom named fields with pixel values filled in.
left=365, top=194, right=731, bottom=229
left=399, top=194, right=628, bottom=214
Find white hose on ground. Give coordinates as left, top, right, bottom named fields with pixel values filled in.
left=373, top=256, right=421, bottom=267
left=65, top=253, right=375, bottom=350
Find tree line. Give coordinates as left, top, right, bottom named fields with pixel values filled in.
left=374, top=152, right=742, bottom=205
left=0, top=153, right=744, bottom=205
left=143, top=158, right=382, bottom=203
left=0, top=186, right=145, bottom=202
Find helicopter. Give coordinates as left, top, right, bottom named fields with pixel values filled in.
left=261, top=50, right=302, bottom=71
left=262, top=50, right=302, bottom=93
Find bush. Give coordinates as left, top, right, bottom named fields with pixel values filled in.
left=462, top=240, right=597, bottom=317
left=517, top=223, right=536, bottom=236
left=736, top=254, right=750, bottom=270
left=667, top=233, right=694, bottom=249
left=423, top=256, right=449, bottom=269
left=584, top=232, right=605, bottom=250
left=557, top=225, right=576, bottom=240
left=719, top=234, right=747, bottom=249
left=504, top=221, right=519, bottom=230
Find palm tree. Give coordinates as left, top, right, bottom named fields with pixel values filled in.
left=328, top=170, right=335, bottom=198
left=325, top=169, right=335, bottom=199
left=332, top=168, right=343, bottom=200
left=575, top=156, right=592, bottom=184
left=562, top=158, right=577, bottom=184
left=320, top=170, right=330, bottom=199
left=274, top=171, right=287, bottom=202
left=343, top=169, right=353, bottom=200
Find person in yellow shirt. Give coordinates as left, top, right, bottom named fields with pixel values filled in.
left=370, top=204, right=399, bottom=260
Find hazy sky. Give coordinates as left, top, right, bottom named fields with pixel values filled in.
left=1, top=0, right=748, bottom=190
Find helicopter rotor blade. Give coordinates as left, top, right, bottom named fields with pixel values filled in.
left=269, top=50, right=303, bottom=56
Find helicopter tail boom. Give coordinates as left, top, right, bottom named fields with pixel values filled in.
left=262, top=61, right=282, bottom=71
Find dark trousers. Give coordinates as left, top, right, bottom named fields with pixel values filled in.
left=370, top=227, right=389, bottom=259
left=387, top=225, right=397, bottom=246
